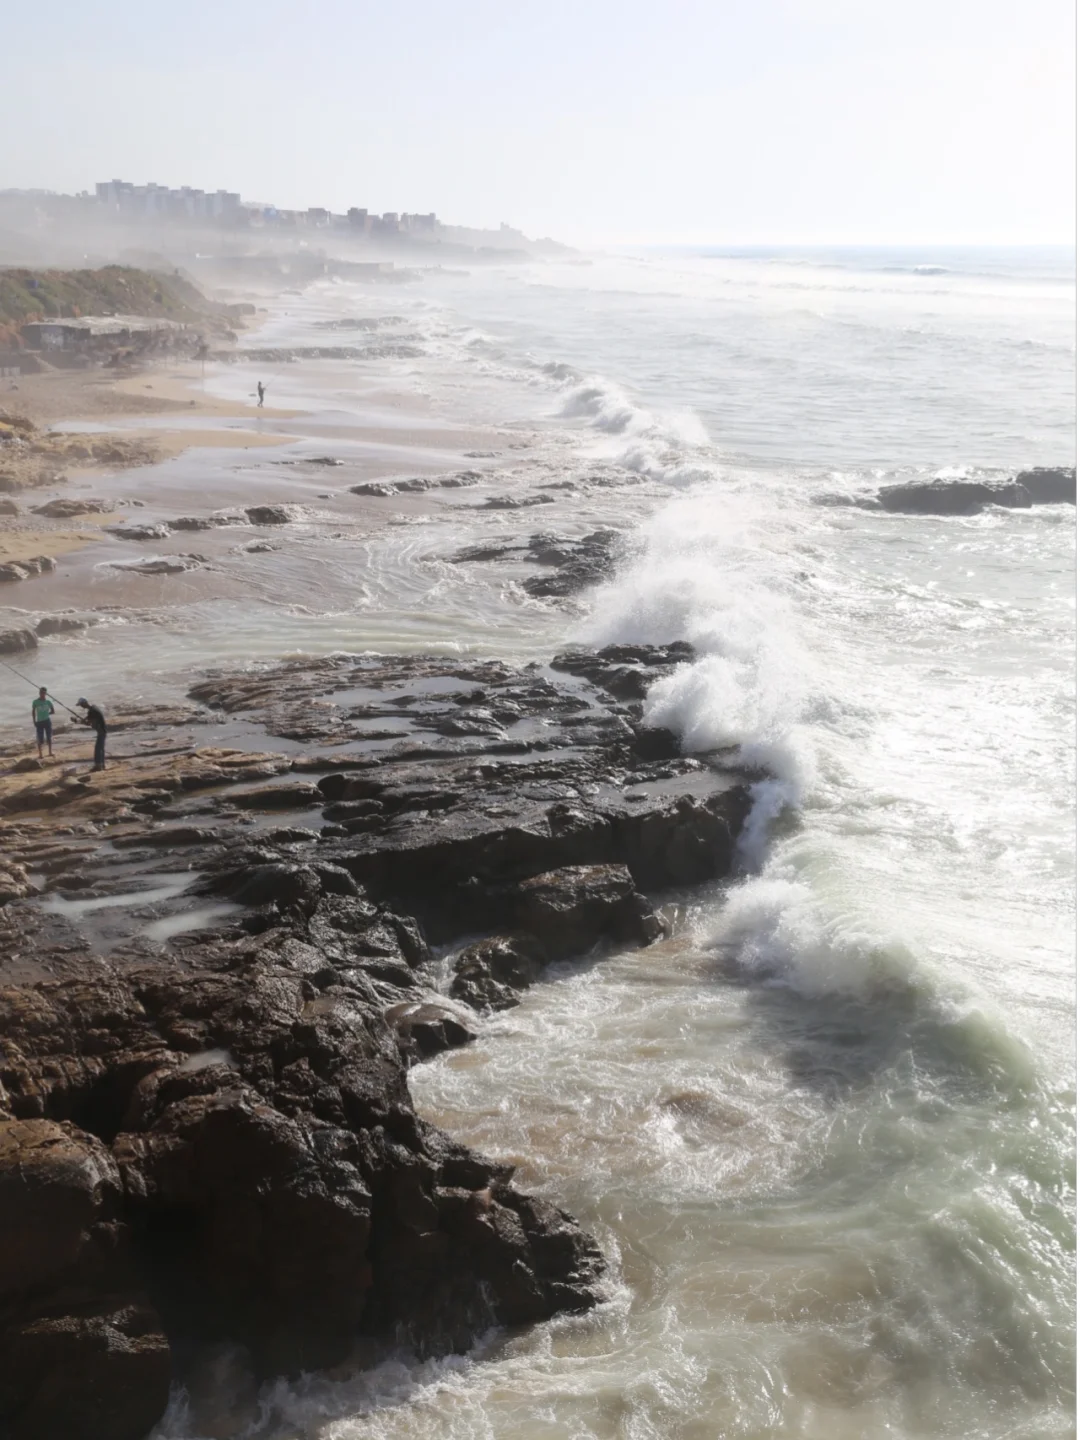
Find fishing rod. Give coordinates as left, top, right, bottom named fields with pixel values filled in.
left=0, top=657, right=82, bottom=719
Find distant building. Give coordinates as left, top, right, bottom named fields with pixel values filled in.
left=95, top=180, right=242, bottom=224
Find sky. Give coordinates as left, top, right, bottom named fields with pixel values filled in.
left=1, top=0, right=1074, bottom=245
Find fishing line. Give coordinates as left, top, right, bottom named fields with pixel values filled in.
left=0, top=657, right=82, bottom=718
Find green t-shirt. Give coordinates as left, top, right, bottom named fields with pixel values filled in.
left=32, top=698, right=53, bottom=723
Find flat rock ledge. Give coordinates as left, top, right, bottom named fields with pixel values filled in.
left=0, top=643, right=756, bottom=1439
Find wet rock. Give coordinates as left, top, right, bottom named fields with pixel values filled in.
left=450, top=933, right=548, bottom=1011
left=244, top=506, right=292, bottom=525
left=522, top=530, right=621, bottom=597
left=480, top=493, right=556, bottom=509
left=1015, top=466, right=1076, bottom=504
left=0, top=645, right=766, bottom=1427
left=0, top=557, right=54, bottom=584
left=511, top=863, right=663, bottom=958
left=349, top=481, right=398, bottom=497
left=111, top=826, right=218, bottom=849
left=552, top=641, right=695, bottom=701
left=0, top=498, right=18, bottom=516
left=30, top=498, right=112, bottom=519
left=105, top=524, right=172, bottom=542
left=171, top=515, right=245, bottom=531
left=107, top=557, right=201, bottom=576
left=385, top=998, right=476, bottom=1063
left=0, top=627, right=37, bottom=654
left=222, top=862, right=323, bottom=912
left=229, top=781, right=321, bottom=810
left=451, top=530, right=622, bottom=598
left=876, top=480, right=1031, bottom=515
left=0, top=1118, right=171, bottom=1440
left=36, top=615, right=92, bottom=637
left=0, top=934, right=605, bottom=1418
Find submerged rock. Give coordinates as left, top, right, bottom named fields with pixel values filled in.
left=876, top=479, right=1032, bottom=515
left=244, top=505, right=292, bottom=526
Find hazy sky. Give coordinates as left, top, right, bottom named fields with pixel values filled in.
left=2, top=0, right=1074, bottom=244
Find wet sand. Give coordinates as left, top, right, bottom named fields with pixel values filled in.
left=0, top=326, right=530, bottom=738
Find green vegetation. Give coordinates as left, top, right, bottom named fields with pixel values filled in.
left=0, top=265, right=230, bottom=329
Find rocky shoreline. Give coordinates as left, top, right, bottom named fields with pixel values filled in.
left=0, top=642, right=755, bottom=1439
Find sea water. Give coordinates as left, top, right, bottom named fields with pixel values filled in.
left=69, top=246, right=1075, bottom=1440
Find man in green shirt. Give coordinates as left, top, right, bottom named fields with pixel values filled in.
left=32, top=688, right=54, bottom=759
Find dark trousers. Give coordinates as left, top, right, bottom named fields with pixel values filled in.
left=93, top=730, right=106, bottom=768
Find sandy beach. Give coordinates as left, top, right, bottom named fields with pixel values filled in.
left=0, top=304, right=539, bottom=738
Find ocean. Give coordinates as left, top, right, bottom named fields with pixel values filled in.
left=27, top=243, right=1076, bottom=1440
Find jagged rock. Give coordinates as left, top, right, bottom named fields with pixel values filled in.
left=0, top=935, right=605, bottom=1425
left=876, top=480, right=1031, bottom=514
left=1015, top=466, right=1076, bottom=504
left=222, top=862, right=323, bottom=912
left=552, top=641, right=694, bottom=700
left=0, top=628, right=37, bottom=654
left=0, top=1119, right=171, bottom=1440
left=386, top=999, right=476, bottom=1063
left=450, top=530, right=622, bottom=598
left=511, top=863, right=663, bottom=957
left=244, top=506, right=292, bottom=525
left=0, top=563, right=29, bottom=583
left=450, top=933, right=549, bottom=1011
left=0, top=1300, right=171, bottom=1440
left=0, top=644, right=765, bottom=1434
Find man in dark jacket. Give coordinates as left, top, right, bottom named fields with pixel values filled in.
left=76, top=698, right=107, bottom=771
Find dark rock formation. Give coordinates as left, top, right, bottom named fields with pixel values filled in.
left=0, top=643, right=759, bottom=1437
left=450, top=530, right=622, bottom=598
left=877, top=479, right=1031, bottom=515
left=106, top=524, right=172, bottom=542
left=0, top=1119, right=172, bottom=1440
left=876, top=468, right=1076, bottom=515
left=244, top=505, right=292, bottom=526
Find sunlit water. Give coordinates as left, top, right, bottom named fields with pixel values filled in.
left=29, top=246, right=1073, bottom=1440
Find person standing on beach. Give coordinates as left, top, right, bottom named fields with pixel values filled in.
left=75, top=698, right=108, bottom=771
left=256, top=381, right=266, bottom=407
left=32, top=687, right=54, bottom=759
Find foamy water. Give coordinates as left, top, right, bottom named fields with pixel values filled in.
left=16, top=246, right=1073, bottom=1440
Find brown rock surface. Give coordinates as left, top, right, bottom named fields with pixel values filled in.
left=0, top=643, right=762, bottom=1435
